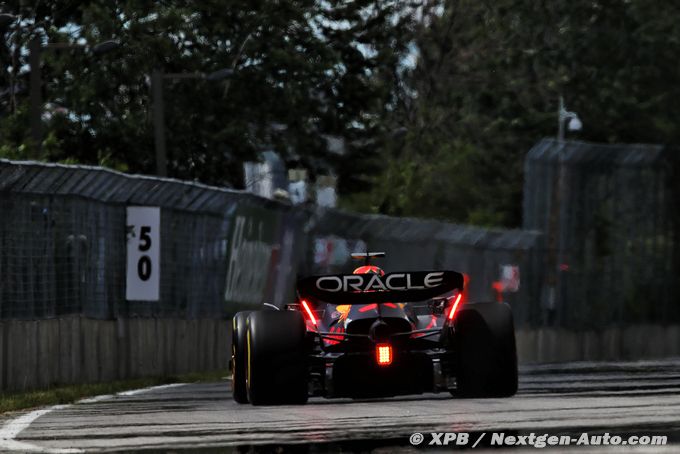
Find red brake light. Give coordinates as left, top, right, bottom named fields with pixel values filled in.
left=300, top=299, right=317, bottom=326
left=376, top=343, right=392, bottom=366
left=447, top=293, right=463, bottom=320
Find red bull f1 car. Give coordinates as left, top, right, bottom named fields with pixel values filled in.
left=231, top=252, right=518, bottom=405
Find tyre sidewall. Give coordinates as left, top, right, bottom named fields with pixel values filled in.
left=453, top=302, right=518, bottom=397
left=247, top=310, right=308, bottom=405
left=231, top=311, right=251, bottom=403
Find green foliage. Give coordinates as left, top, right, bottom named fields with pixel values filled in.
left=348, top=0, right=680, bottom=227
left=5, top=1, right=680, bottom=227
left=0, top=1, right=415, bottom=187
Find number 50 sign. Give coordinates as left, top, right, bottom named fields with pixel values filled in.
left=126, top=207, right=161, bottom=301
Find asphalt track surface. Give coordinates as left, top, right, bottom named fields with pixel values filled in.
left=2, top=359, right=680, bottom=453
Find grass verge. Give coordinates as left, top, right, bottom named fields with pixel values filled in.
left=0, top=369, right=228, bottom=415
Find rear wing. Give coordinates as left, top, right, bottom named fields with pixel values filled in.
left=297, top=271, right=464, bottom=304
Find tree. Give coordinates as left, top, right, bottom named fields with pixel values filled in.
left=347, top=0, right=680, bottom=227
left=0, top=0, right=416, bottom=188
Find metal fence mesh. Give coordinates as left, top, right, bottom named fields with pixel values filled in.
left=0, top=160, right=296, bottom=320
left=523, top=139, right=680, bottom=328
left=0, top=194, right=121, bottom=318
left=2, top=139, right=677, bottom=329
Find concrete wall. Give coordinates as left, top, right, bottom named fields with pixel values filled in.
left=517, top=325, right=680, bottom=364
left=2, top=317, right=679, bottom=391
left=0, top=317, right=231, bottom=392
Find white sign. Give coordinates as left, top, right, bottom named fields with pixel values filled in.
left=499, top=265, right=520, bottom=293
left=316, top=186, right=337, bottom=208
left=126, top=207, right=161, bottom=301
left=288, top=180, right=307, bottom=204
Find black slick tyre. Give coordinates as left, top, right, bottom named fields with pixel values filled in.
left=231, top=311, right=251, bottom=403
left=246, top=310, right=308, bottom=405
left=452, top=302, right=518, bottom=398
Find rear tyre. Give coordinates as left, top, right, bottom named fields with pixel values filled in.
left=246, top=310, right=308, bottom=405
left=452, top=302, right=518, bottom=398
left=231, top=311, right=251, bottom=404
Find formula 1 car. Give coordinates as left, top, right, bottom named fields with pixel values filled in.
left=231, top=252, right=517, bottom=405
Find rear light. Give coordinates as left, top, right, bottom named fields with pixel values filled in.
left=447, top=293, right=463, bottom=320
left=300, top=299, right=317, bottom=326
left=376, top=343, right=392, bottom=366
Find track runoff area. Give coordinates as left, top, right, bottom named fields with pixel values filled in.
left=0, top=359, right=679, bottom=452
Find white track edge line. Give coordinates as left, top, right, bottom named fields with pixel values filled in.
left=0, top=405, right=80, bottom=453
left=0, top=382, right=188, bottom=453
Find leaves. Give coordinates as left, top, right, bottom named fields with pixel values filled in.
left=347, top=0, right=680, bottom=227
left=0, top=0, right=416, bottom=187
left=5, top=1, right=677, bottom=228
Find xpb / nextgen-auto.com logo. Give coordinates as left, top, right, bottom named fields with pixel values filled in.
left=409, top=432, right=667, bottom=449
